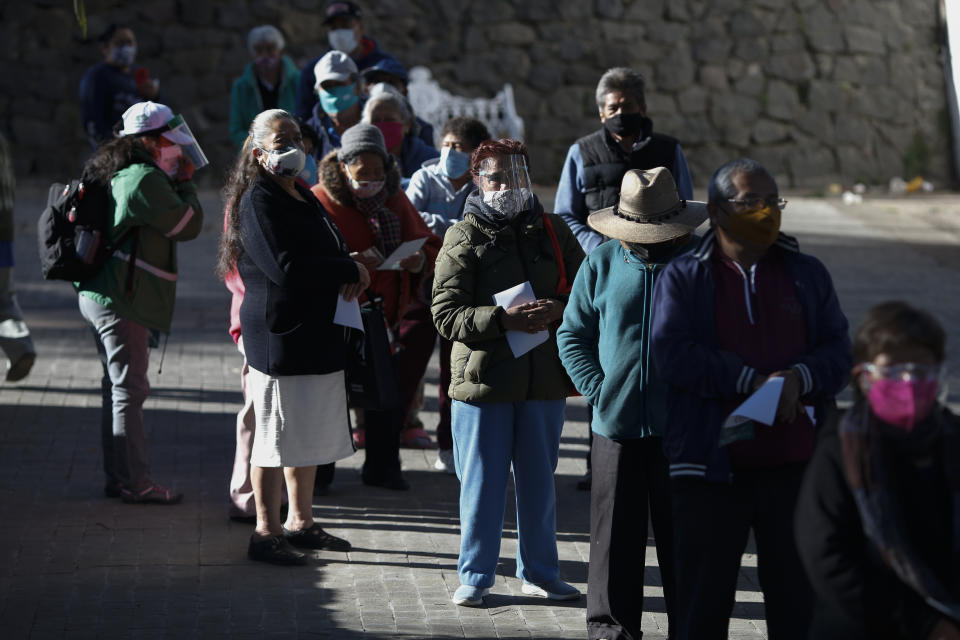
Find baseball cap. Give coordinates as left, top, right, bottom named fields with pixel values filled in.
left=118, top=102, right=209, bottom=170
left=361, top=57, right=408, bottom=83
left=323, top=1, right=362, bottom=25
left=314, top=50, right=359, bottom=87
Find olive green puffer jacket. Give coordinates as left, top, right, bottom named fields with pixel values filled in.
left=431, top=199, right=584, bottom=404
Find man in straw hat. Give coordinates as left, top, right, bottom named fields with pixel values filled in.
left=557, top=166, right=707, bottom=640
left=650, top=158, right=851, bottom=640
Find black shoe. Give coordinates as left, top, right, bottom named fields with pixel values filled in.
left=283, top=523, right=351, bottom=551
left=576, top=471, right=592, bottom=491
left=247, top=535, right=307, bottom=566
left=362, top=473, right=410, bottom=491
left=104, top=482, right=122, bottom=498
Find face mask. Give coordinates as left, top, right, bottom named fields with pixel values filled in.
left=481, top=187, right=532, bottom=221
left=720, top=204, right=781, bottom=247
left=867, top=378, right=939, bottom=432
left=254, top=55, right=280, bottom=73
left=110, top=44, right=136, bottom=67
left=328, top=28, right=358, bottom=53
left=318, top=83, right=359, bottom=114
left=345, top=167, right=385, bottom=199
left=440, top=147, right=471, bottom=179
left=374, top=121, right=404, bottom=151
left=157, top=144, right=181, bottom=177
left=260, top=145, right=306, bottom=178
left=603, top=112, right=647, bottom=138
left=625, top=235, right=689, bottom=263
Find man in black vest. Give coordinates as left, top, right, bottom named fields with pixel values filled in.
left=554, top=67, right=694, bottom=491
left=555, top=67, right=694, bottom=254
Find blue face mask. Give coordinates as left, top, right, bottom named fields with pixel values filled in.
left=440, top=146, right=470, bottom=179
left=318, top=83, right=359, bottom=115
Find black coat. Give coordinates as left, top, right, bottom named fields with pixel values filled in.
left=795, top=407, right=960, bottom=639
left=238, top=175, right=359, bottom=376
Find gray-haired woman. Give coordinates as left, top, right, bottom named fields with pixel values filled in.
left=219, top=108, right=370, bottom=565
left=228, top=26, right=301, bottom=150
left=362, top=84, right=438, bottom=182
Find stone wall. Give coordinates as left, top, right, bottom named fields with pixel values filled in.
left=0, top=0, right=952, bottom=190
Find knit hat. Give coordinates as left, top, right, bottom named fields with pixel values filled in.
left=337, top=123, right=388, bottom=164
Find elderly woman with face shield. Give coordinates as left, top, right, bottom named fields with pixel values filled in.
left=312, top=123, right=442, bottom=490
left=431, top=139, right=585, bottom=607
left=796, top=302, right=960, bottom=640
left=229, top=25, right=301, bottom=150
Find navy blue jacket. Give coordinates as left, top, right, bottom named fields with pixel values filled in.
left=650, top=229, right=851, bottom=482
left=78, top=62, right=167, bottom=149
left=238, top=176, right=360, bottom=376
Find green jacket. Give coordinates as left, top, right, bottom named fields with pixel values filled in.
left=229, top=56, right=301, bottom=150
left=76, top=148, right=203, bottom=333
left=432, top=209, right=585, bottom=404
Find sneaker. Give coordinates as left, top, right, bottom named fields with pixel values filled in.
left=352, top=427, right=365, bottom=449
left=452, top=584, right=490, bottom=607
left=433, top=448, right=455, bottom=474
left=120, top=482, right=183, bottom=505
left=247, top=534, right=307, bottom=566
left=5, top=352, right=35, bottom=382
left=400, top=427, right=434, bottom=449
left=521, top=580, right=581, bottom=601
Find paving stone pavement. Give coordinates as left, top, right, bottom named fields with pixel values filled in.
left=1, top=184, right=958, bottom=639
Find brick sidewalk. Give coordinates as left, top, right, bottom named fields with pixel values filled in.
left=2, top=186, right=958, bottom=639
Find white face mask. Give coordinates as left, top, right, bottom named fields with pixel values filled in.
left=328, top=28, right=358, bottom=54
left=347, top=173, right=385, bottom=199
left=260, top=145, right=306, bottom=178
left=110, top=44, right=136, bottom=67
left=481, top=187, right=532, bottom=220
left=157, top=144, right=181, bottom=177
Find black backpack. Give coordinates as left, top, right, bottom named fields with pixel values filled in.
left=37, top=175, right=138, bottom=288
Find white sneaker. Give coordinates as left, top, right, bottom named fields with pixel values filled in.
left=521, top=580, right=581, bottom=601
left=434, top=448, right=455, bottom=474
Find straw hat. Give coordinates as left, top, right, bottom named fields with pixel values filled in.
left=587, top=167, right=707, bottom=243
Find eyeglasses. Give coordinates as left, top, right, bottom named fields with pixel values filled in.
left=857, top=362, right=943, bottom=382
left=726, top=197, right=788, bottom=211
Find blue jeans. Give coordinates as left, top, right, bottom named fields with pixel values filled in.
left=79, top=295, right=151, bottom=489
left=451, top=398, right=565, bottom=588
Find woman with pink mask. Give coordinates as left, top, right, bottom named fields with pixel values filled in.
left=796, top=301, right=960, bottom=639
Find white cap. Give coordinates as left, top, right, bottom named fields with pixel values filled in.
left=118, top=101, right=194, bottom=145
left=314, top=50, right=358, bottom=88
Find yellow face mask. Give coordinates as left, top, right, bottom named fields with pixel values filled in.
left=721, top=204, right=781, bottom=247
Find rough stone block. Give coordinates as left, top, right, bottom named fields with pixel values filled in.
left=217, top=1, right=250, bottom=30
left=733, top=38, right=769, bottom=63
left=765, top=52, right=816, bottom=82
left=732, top=70, right=765, bottom=98
left=845, top=25, right=886, bottom=55
left=624, top=0, right=665, bottom=21
left=836, top=144, right=881, bottom=182
left=596, top=0, right=624, bottom=20
left=698, top=65, right=728, bottom=90
left=788, top=144, right=837, bottom=185
left=766, top=80, right=800, bottom=121
left=804, top=6, right=844, bottom=53
left=676, top=86, right=709, bottom=114
left=794, top=108, right=835, bottom=140
left=653, top=44, right=695, bottom=91
left=178, top=0, right=215, bottom=26
left=832, top=55, right=887, bottom=85
left=516, top=0, right=561, bottom=21
left=807, top=79, right=851, bottom=113
left=729, top=10, right=768, bottom=38
left=693, top=38, right=731, bottom=63
left=488, top=24, right=537, bottom=47
left=833, top=114, right=872, bottom=146
left=599, top=20, right=641, bottom=42
left=752, top=118, right=789, bottom=144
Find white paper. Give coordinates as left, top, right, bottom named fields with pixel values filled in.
left=492, top=281, right=549, bottom=358
left=333, top=294, right=364, bottom=332
left=804, top=405, right=816, bottom=424
left=723, top=376, right=785, bottom=429
left=377, top=237, right=428, bottom=271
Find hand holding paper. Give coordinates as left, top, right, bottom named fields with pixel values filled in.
left=718, top=376, right=816, bottom=445
left=378, top=237, right=428, bottom=271
left=333, top=294, right=364, bottom=332
left=492, top=281, right=549, bottom=358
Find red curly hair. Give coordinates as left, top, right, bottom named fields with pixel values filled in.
left=470, top=138, right=530, bottom=177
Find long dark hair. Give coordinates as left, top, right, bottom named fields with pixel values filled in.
left=83, top=134, right=153, bottom=183
left=216, top=108, right=294, bottom=279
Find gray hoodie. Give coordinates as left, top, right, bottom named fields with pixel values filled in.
left=405, top=158, right=475, bottom=237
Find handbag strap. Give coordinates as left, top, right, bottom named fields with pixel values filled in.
left=542, top=213, right=571, bottom=296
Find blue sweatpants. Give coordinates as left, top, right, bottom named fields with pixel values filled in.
left=451, top=398, right=566, bottom=588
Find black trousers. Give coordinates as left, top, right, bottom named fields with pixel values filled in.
left=588, top=434, right=675, bottom=640
left=671, top=464, right=811, bottom=640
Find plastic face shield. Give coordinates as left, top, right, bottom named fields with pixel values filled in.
left=477, top=154, right=533, bottom=213
left=161, top=115, right=209, bottom=170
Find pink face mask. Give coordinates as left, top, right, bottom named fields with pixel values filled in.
left=374, top=121, right=404, bottom=151
left=866, top=378, right=939, bottom=431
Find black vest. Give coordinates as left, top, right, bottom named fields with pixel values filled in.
left=578, top=128, right=679, bottom=213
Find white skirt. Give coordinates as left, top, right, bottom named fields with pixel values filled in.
left=247, top=367, right=355, bottom=468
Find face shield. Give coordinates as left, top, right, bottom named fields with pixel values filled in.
left=160, top=115, right=209, bottom=170
left=477, top=154, right=533, bottom=220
